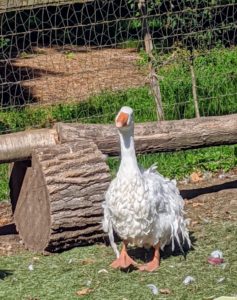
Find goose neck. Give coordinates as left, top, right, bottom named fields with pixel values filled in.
left=118, top=128, right=140, bottom=176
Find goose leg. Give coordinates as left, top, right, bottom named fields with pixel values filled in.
left=110, top=241, right=137, bottom=269
left=139, top=242, right=160, bottom=272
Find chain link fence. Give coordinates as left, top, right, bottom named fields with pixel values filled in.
left=0, top=0, right=236, bottom=134
left=0, top=1, right=237, bottom=201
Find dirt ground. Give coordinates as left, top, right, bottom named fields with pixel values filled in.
left=13, top=47, right=147, bottom=104
left=0, top=169, right=236, bottom=256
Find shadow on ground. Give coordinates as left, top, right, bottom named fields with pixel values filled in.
left=180, top=179, right=237, bottom=200
left=0, top=270, right=13, bottom=280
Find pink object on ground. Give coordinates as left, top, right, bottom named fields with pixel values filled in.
left=207, top=257, right=224, bottom=265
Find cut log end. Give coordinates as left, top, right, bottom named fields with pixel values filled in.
left=12, top=141, right=111, bottom=252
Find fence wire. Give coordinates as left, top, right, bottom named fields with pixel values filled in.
left=0, top=0, right=236, bottom=133
left=0, top=1, right=237, bottom=202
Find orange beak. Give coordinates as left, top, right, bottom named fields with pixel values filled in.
left=116, top=112, right=129, bottom=128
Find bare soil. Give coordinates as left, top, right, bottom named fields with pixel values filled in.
left=13, top=47, right=147, bottom=104
left=0, top=171, right=236, bottom=255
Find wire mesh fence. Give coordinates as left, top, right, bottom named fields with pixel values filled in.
left=0, top=0, right=236, bottom=134
left=0, top=1, right=237, bottom=202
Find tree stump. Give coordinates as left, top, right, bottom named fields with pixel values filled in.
left=13, top=141, right=111, bottom=252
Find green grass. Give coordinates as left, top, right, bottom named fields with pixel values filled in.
left=0, top=164, right=9, bottom=201
left=157, top=46, right=237, bottom=120
left=108, top=145, right=237, bottom=180
left=0, top=222, right=236, bottom=300
left=0, top=87, right=157, bottom=134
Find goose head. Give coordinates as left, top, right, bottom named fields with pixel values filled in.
left=115, top=106, right=134, bottom=133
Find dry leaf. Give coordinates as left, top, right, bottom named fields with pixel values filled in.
left=0, top=217, right=10, bottom=226
left=190, top=172, right=202, bottom=183
left=33, top=257, right=40, bottom=261
left=80, top=258, right=95, bottom=265
left=192, top=202, right=204, bottom=207
left=191, top=221, right=199, bottom=226
left=160, top=288, right=171, bottom=294
left=76, top=288, right=93, bottom=296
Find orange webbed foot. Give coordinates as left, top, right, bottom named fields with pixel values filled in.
left=110, top=254, right=137, bottom=269
left=139, top=242, right=160, bottom=272
left=138, top=260, right=160, bottom=272
left=110, top=242, right=137, bottom=269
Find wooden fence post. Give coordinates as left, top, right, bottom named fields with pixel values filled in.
left=190, top=54, right=200, bottom=118
left=138, top=0, right=164, bottom=121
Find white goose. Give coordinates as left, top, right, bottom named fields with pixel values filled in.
left=103, top=106, right=191, bottom=272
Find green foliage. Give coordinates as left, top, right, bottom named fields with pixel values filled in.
left=0, top=38, right=10, bottom=49
left=0, top=164, right=9, bottom=201
left=157, top=46, right=237, bottom=119
left=125, top=0, right=235, bottom=50
left=0, top=87, right=156, bottom=134
left=108, top=145, right=237, bottom=180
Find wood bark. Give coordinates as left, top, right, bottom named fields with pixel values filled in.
left=56, top=114, right=237, bottom=156
left=13, top=141, right=111, bottom=252
left=0, top=128, right=57, bottom=163
left=0, top=0, right=91, bottom=13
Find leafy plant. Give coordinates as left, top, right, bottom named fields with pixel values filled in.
left=0, top=38, right=10, bottom=49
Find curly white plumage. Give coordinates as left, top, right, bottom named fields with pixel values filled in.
left=102, top=106, right=191, bottom=269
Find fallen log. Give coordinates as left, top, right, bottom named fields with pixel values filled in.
left=14, top=141, right=111, bottom=252
left=0, top=129, right=57, bottom=163
left=1, top=114, right=237, bottom=163
left=56, top=113, right=237, bottom=156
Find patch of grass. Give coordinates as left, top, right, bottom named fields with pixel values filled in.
left=108, top=145, right=237, bottom=179
left=0, top=87, right=156, bottom=134
left=157, top=46, right=237, bottom=119
left=0, top=222, right=236, bottom=300
left=0, top=164, right=9, bottom=201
